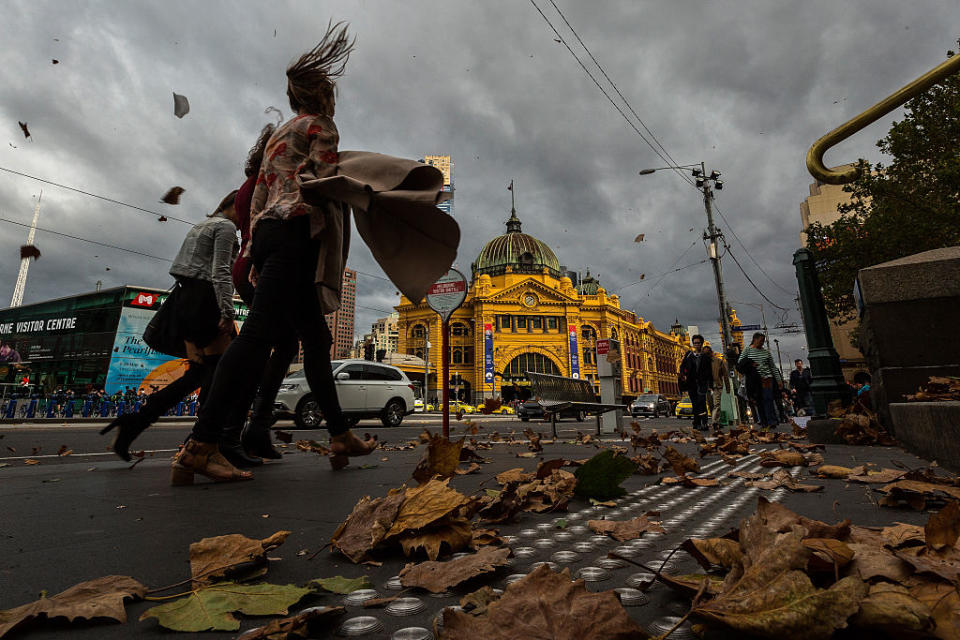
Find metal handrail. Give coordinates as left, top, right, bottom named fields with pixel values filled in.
left=806, top=53, right=960, bottom=185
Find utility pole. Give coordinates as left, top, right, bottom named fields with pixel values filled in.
left=424, top=320, right=430, bottom=406
left=11, top=191, right=42, bottom=308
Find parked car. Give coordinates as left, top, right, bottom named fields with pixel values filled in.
left=414, top=398, right=425, bottom=412
left=630, top=393, right=672, bottom=418
left=675, top=395, right=694, bottom=419
left=275, top=360, right=416, bottom=428
left=517, top=399, right=585, bottom=422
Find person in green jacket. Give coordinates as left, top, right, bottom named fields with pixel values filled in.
left=738, top=332, right=782, bottom=429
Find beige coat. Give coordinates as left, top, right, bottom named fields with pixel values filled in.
left=711, top=355, right=731, bottom=392
left=298, top=151, right=458, bottom=314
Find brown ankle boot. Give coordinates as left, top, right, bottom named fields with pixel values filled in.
left=171, top=438, right=254, bottom=485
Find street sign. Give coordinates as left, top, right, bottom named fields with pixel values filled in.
left=733, top=324, right=761, bottom=332
left=596, top=339, right=609, bottom=355
left=426, top=269, right=467, bottom=321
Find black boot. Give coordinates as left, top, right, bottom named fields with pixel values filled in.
left=220, top=424, right=263, bottom=468
left=241, top=398, right=282, bottom=460
left=100, top=412, right=150, bottom=462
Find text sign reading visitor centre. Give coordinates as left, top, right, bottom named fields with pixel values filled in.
left=425, top=269, right=467, bottom=322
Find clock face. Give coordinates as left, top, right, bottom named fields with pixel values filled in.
left=523, top=294, right=537, bottom=307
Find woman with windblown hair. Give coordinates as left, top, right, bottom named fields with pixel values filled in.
left=172, top=22, right=458, bottom=484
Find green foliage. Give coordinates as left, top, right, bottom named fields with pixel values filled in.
left=573, top=450, right=636, bottom=500
left=309, top=576, right=372, bottom=594
left=139, top=582, right=312, bottom=632
left=806, top=47, right=960, bottom=324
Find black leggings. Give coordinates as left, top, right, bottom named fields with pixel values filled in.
left=191, top=217, right=344, bottom=442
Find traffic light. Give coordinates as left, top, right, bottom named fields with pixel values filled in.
left=364, top=342, right=374, bottom=361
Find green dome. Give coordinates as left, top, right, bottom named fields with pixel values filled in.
left=472, top=210, right=562, bottom=277
left=576, top=270, right=601, bottom=295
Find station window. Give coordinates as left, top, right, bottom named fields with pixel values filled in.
left=531, top=317, right=542, bottom=330
left=517, top=316, right=527, bottom=330
left=547, top=317, right=558, bottom=330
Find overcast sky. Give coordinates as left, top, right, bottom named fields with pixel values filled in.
left=1, top=0, right=956, bottom=367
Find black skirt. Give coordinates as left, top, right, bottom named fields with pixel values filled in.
left=174, top=277, right=223, bottom=348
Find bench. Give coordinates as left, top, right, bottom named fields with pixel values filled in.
left=526, top=371, right=628, bottom=437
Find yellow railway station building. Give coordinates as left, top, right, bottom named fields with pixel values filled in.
left=395, top=209, right=690, bottom=404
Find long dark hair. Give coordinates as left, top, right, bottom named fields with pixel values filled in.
left=286, top=21, right=355, bottom=117
left=244, top=123, right=276, bottom=178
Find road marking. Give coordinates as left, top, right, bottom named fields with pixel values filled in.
left=0, top=449, right=179, bottom=461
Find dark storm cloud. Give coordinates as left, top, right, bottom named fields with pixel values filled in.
left=0, top=0, right=955, bottom=359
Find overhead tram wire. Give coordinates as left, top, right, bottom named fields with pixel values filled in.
left=0, top=165, right=194, bottom=225
left=544, top=0, right=694, bottom=188
left=721, top=239, right=788, bottom=312
left=0, top=216, right=172, bottom=262
left=532, top=4, right=799, bottom=301
left=528, top=0, right=693, bottom=188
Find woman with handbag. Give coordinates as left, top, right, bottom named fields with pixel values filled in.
left=101, top=190, right=248, bottom=475
left=175, top=22, right=459, bottom=484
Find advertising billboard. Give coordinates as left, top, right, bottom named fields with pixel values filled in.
left=484, top=322, right=494, bottom=387
left=568, top=325, right=580, bottom=379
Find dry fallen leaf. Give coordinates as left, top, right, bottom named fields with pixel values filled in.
left=587, top=515, right=665, bottom=541
left=746, top=468, right=823, bottom=493
left=924, top=500, right=960, bottom=549
left=412, top=434, right=464, bottom=484
left=440, top=565, right=645, bottom=639
left=397, top=517, right=472, bottom=560
left=0, top=575, right=145, bottom=638
left=189, top=531, right=290, bottom=586
left=908, top=579, right=960, bottom=640
left=681, top=537, right=744, bottom=571
left=816, top=465, right=853, bottom=479
left=18, top=121, right=30, bottom=139
left=385, top=478, right=472, bottom=539
left=399, top=546, right=510, bottom=592
left=759, top=449, right=806, bottom=467
left=664, top=445, right=700, bottom=476
left=330, top=489, right=405, bottom=563
left=236, top=605, right=344, bottom=640
left=851, top=582, right=934, bottom=636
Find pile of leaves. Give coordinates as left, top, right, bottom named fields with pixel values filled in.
left=829, top=403, right=896, bottom=446
left=637, top=497, right=960, bottom=640
left=479, top=459, right=579, bottom=522
left=438, top=564, right=645, bottom=639
left=0, top=530, right=379, bottom=637
left=906, top=376, right=960, bottom=402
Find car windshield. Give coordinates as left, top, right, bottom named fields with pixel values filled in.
left=637, top=395, right=658, bottom=402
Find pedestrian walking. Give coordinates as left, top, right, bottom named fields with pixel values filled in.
left=231, top=122, right=296, bottom=462
left=100, top=190, right=242, bottom=465
left=678, top=334, right=713, bottom=431
left=738, top=332, right=782, bottom=430
left=702, top=345, right=729, bottom=429
left=176, top=22, right=459, bottom=484
left=789, top=359, right=814, bottom=416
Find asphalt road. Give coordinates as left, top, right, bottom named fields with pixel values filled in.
left=0, top=416, right=933, bottom=639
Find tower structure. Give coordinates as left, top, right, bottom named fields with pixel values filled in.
left=11, top=192, right=42, bottom=308
left=423, top=155, right=453, bottom=215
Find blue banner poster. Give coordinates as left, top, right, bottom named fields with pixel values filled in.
left=569, top=325, right=580, bottom=379
left=104, top=306, right=183, bottom=394
left=483, top=322, right=494, bottom=388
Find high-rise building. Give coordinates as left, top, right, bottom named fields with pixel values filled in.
left=323, top=267, right=356, bottom=359
left=371, top=312, right=399, bottom=356
left=799, top=173, right=867, bottom=377
left=423, top=155, right=453, bottom=216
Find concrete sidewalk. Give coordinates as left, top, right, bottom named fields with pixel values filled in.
left=0, top=424, right=934, bottom=639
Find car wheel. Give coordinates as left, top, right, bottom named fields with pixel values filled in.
left=380, top=399, right=404, bottom=428
left=576, top=411, right=585, bottom=422
left=520, top=416, right=529, bottom=422
left=653, top=409, right=659, bottom=419
left=294, top=395, right=323, bottom=429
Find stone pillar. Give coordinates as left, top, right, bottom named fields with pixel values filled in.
left=793, top=248, right=852, bottom=416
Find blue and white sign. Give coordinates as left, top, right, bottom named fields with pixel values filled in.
left=569, top=325, right=580, bottom=379
left=732, top=324, right=762, bottom=332
left=484, top=322, right=494, bottom=385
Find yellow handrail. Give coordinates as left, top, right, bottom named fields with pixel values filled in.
left=806, top=53, right=960, bottom=185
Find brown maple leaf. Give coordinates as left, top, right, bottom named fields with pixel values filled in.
left=746, top=468, right=823, bottom=493
left=924, top=500, right=960, bottom=549
left=399, top=546, right=510, bottom=592
left=850, top=582, right=934, bottom=636
left=0, top=575, right=145, bottom=638
left=385, top=478, right=473, bottom=539
left=663, top=445, right=700, bottom=476
left=681, top=537, right=744, bottom=571
left=236, top=605, right=344, bottom=640
left=330, top=489, right=405, bottom=563
left=440, top=565, right=646, bottom=639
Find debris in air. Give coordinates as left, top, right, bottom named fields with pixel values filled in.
left=18, top=121, right=31, bottom=139
left=161, top=187, right=185, bottom=205
left=172, top=93, right=190, bottom=118
left=634, top=234, right=645, bottom=242
left=52, top=59, right=59, bottom=64
left=20, top=245, right=41, bottom=261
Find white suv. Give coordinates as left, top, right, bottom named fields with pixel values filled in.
left=275, top=360, right=416, bottom=429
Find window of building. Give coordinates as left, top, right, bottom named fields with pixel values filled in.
left=516, top=316, right=527, bottom=330
left=498, top=315, right=511, bottom=332
left=582, top=326, right=595, bottom=342
left=412, top=324, right=425, bottom=338
left=531, top=316, right=542, bottom=330
left=451, top=322, right=468, bottom=336
left=452, top=348, right=463, bottom=364
left=547, top=317, right=558, bottom=330
left=463, top=347, right=473, bottom=364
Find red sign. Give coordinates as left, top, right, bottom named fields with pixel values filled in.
left=428, top=280, right=466, bottom=295
left=130, top=292, right=157, bottom=308
left=596, top=339, right=610, bottom=355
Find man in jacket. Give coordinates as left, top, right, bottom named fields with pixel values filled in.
left=678, top=334, right=713, bottom=430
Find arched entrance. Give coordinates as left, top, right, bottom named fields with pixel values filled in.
left=501, top=352, right=561, bottom=403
